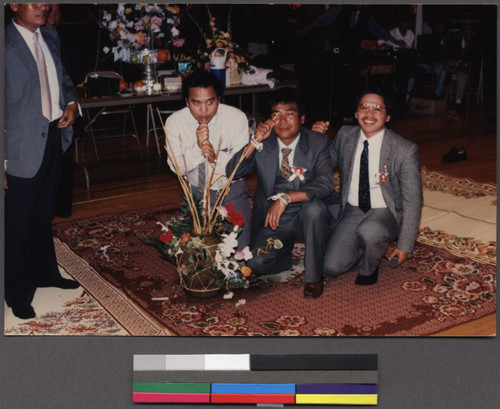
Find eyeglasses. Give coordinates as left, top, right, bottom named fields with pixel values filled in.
left=358, top=103, right=386, bottom=113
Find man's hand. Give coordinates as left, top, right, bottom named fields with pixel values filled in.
left=311, top=121, right=330, bottom=134
left=200, top=139, right=215, bottom=163
left=264, top=200, right=287, bottom=230
left=389, top=248, right=408, bottom=266
left=254, top=116, right=278, bottom=142
left=58, top=103, right=78, bottom=129
left=196, top=122, right=215, bottom=162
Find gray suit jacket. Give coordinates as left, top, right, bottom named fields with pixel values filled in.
left=227, top=126, right=334, bottom=240
left=330, top=125, right=423, bottom=253
left=5, top=23, right=78, bottom=178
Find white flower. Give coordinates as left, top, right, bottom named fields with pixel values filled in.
left=171, top=26, right=180, bottom=37
left=109, top=20, right=118, bottom=30
left=223, top=292, right=234, bottom=299
left=156, top=221, right=169, bottom=233
left=218, top=232, right=238, bottom=258
left=103, top=46, right=110, bottom=54
left=235, top=299, right=246, bottom=307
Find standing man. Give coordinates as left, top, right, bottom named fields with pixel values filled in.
left=5, top=3, right=80, bottom=319
left=226, top=88, right=334, bottom=299
left=324, top=88, right=422, bottom=285
left=165, top=70, right=251, bottom=250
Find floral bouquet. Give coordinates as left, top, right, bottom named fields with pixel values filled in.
left=189, top=6, right=252, bottom=74
left=142, top=199, right=253, bottom=300
left=101, top=3, right=185, bottom=63
left=141, top=108, right=265, bottom=300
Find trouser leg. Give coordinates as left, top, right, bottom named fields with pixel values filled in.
left=296, top=200, right=330, bottom=282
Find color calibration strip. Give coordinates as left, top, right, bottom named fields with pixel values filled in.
left=133, top=354, right=378, bottom=405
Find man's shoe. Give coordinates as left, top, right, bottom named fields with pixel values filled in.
left=442, top=146, right=467, bottom=163
left=304, top=280, right=324, bottom=298
left=355, top=268, right=379, bottom=286
left=12, top=305, right=36, bottom=320
left=39, top=278, right=80, bottom=289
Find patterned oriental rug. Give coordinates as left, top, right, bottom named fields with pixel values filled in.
left=8, top=169, right=496, bottom=336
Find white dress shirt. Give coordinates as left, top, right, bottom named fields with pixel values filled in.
left=164, top=103, right=249, bottom=190
left=13, top=21, right=62, bottom=121
left=347, top=129, right=387, bottom=209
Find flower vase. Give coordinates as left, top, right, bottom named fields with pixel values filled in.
left=177, top=233, right=222, bottom=297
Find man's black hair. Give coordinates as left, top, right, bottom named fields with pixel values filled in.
left=181, top=69, right=224, bottom=100
left=354, top=86, right=392, bottom=116
left=265, top=87, right=306, bottom=117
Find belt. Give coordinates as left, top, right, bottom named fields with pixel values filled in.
left=48, top=119, right=60, bottom=130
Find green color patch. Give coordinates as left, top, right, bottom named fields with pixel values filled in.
left=133, top=382, right=211, bottom=393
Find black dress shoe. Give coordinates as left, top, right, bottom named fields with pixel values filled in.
left=355, top=268, right=379, bottom=286
left=12, top=305, right=36, bottom=320
left=304, top=280, right=324, bottom=298
left=442, top=147, right=467, bottom=163
left=39, top=278, right=80, bottom=289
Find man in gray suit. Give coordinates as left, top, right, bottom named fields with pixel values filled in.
left=5, top=3, right=79, bottom=319
left=324, top=88, right=422, bottom=285
left=226, top=88, right=334, bottom=298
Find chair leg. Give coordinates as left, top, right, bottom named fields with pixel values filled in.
left=129, top=110, right=142, bottom=157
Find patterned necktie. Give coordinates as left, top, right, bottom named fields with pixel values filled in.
left=33, top=32, right=52, bottom=120
left=358, top=140, right=371, bottom=213
left=280, top=148, right=292, bottom=180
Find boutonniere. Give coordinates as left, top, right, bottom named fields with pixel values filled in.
left=375, top=165, right=389, bottom=184
left=288, top=166, right=307, bottom=181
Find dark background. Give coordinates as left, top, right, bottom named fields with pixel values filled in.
left=1, top=2, right=499, bottom=409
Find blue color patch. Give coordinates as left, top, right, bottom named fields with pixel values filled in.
left=211, top=383, right=296, bottom=394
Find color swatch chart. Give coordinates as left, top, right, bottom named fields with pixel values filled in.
left=133, top=354, right=378, bottom=405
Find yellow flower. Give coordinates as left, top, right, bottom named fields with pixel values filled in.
left=241, top=266, right=252, bottom=277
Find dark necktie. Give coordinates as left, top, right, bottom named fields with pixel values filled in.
left=280, top=148, right=292, bottom=180
left=358, top=140, right=371, bottom=213
left=33, top=32, right=52, bottom=120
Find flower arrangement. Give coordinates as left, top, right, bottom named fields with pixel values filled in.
left=142, top=200, right=253, bottom=299
left=189, top=6, right=252, bottom=74
left=141, top=109, right=268, bottom=300
left=101, top=3, right=185, bottom=63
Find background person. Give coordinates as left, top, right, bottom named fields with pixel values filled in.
left=5, top=3, right=80, bottom=319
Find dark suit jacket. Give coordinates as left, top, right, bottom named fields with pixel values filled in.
left=330, top=125, right=423, bottom=253
left=5, top=23, right=78, bottom=178
left=227, top=127, right=334, bottom=240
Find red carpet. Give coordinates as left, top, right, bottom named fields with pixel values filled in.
left=52, top=203, right=496, bottom=336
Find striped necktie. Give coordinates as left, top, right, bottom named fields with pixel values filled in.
left=280, top=148, right=292, bottom=180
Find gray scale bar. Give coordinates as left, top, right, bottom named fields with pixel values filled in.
left=133, top=370, right=378, bottom=384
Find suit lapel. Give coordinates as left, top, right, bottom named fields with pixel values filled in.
left=261, top=134, right=279, bottom=197
left=8, top=24, right=39, bottom=78
left=342, top=127, right=361, bottom=203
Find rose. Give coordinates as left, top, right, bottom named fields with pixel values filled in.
left=228, top=211, right=245, bottom=228
left=160, top=231, right=173, bottom=244
left=225, top=203, right=235, bottom=215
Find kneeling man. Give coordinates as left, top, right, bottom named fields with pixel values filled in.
left=226, top=88, right=333, bottom=298
left=324, top=88, right=423, bottom=284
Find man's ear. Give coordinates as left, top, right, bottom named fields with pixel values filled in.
left=300, top=115, right=305, bottom=125
left=385, top=115, right=391, bottom=123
